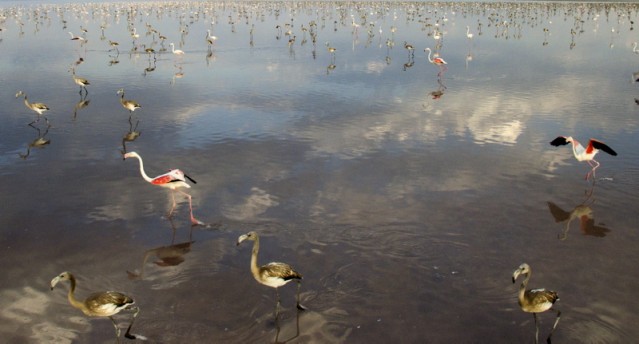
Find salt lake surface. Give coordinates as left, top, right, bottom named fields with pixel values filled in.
left=1, top=1, right=639, bottom=343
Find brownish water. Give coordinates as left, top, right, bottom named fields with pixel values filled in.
left=1, top=1, right=638, bottom=343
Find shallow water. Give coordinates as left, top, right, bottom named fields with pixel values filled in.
left=1, top=1, right=639, bottom=343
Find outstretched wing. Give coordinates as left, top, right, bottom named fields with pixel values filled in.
left=549, top=136, right=569, bottom=147
left=590, top=139, right=617, bottom=156
left=547, top=202, right=570, bottom=223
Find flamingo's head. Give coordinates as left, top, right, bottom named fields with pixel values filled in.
left=237, top=231, right=258, bottom=246
left=512, top=263, right=530, bottom=283
left=123, top=151, right=139, bottom=160
left=50, top=271, right=72, bottom=290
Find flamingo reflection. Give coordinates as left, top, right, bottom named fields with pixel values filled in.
left=120, top=116, right=141, bottom=154
left=19, top=124, right=50, bottom=159
left=547, top=187, right=611, bottom=240
left=127, top=219, right=193, bottom=280
left=72, top=93, right=90, bottom=121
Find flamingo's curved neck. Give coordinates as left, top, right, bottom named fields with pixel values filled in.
left=426, top=49, right=433, bottom=63
left=66, top=274, right=88, bottom=313
left=250, top=237, right=261, bottom=281
left=518, top=271, right=530, bottom=304
left=133, top=155, right=154, bottom=183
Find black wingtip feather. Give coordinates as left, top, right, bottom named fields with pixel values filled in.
left=550, top=136, right=568, bottom=147
left=591, top=140, right=618, bottom=156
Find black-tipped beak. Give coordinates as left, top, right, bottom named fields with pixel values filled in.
left=185, top=174, right=197, bottom=184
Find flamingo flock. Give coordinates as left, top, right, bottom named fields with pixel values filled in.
left=4, top=1, right=632, bottom=342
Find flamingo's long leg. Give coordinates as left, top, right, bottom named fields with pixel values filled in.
left=547, top=309, right=561, bottom=344
left=177, top=190, right=203, bottom=225
left=109, top=316, right=121, bottom=339
left=533, top=313, right=539, bottom=344
left=124, top=307, right=139, bottom=340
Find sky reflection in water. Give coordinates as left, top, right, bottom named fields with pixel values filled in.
left=1, top=1, right=639, bottom=343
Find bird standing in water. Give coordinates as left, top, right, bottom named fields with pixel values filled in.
left=123, top=151, right=204, bottom=226
left=550, top=136, right=617, bottom=181
left=15, top=91, right=51, bottom=126
left=50, top=271, right=139, bottom=340
left=512, top=263, right=561, bottom=344
left=117, top=88, right=141, bottom=116
left=237, top=231, right=306, bottom=316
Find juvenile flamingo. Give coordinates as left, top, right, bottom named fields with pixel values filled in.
left=117, top=88, right=141, bottom=115
left=512, top=263, right=560, bottom=344
left=124, top=151, right=203, bottom=226
left=15, top=91, right=50, bottom=125
left=550, top=136, right=617, bottom=180
left=237, top=231, right=306, bottom=316
left=50, top=271, right=139, bottom=340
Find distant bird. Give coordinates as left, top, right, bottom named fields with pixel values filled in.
left=68, top=32, right=85, bottom=41
left=466, top=25, right=474, bottom=39
left=424, top=47, right=447, bottom=67
left=206, top=30, right=217, bottom=48
left=633, top=42, right=639, bottom=54
left=15, top=91, right=50, bottom=125
left=169, top=43, right=185, bottom=55
left=108, top=40, right=120, bottom=53
left=512, top=263, right=560, bottom=344
left=237, top=231, right=305, bottom=315
left=123, top=151, right=203, bottom=226
left=116, top=88, right=141, bottom=114
left=403, top=41, right=415, bottom=56
left=550, top=136, right=617, bottom=180
left=70, top=68, right=89, bottom=94
left=50, top=271, right=139, bottom=340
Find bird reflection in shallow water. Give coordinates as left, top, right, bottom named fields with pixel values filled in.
left=19, top=124, right=50, bottom=159
left=72, top=92, right=90, bottom=121
left=430, top=76, right=447, bottom=100
left=274, top=300, right=302, bottom=344
left=127, top=218, right=193, bottom=280
left=547, top=187, right=611, bottom=240
left=50, top=271, right=141, bottom=341
left=512, top=263, right=561, bottom=344
left=120, top=116, right=141, bottom=154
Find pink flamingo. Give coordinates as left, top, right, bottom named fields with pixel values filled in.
left=550, top=136, right=617, bottom=180
left=124, top=151, right=203, bottom=226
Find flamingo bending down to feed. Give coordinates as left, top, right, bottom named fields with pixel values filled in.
left=512, top=263, right=561, bottom=344
left=549, top=136, right=617, bottom=180
left=124, top=151, right=204, bottom=226
left=237, top=231, right=306, bottom=316
left=50, top=271, right=139, bottom=340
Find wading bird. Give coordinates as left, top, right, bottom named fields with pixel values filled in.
left=123, top=151, right=203, bottom=226
left=169, top=43, right=184, bottom=55
left=116, top=88, right=141, bottom=115
left=68, top=32, right=85, bottom=41
left=70, top=68, right=89, bottom=94
left=549, top=136, right=617, bottom=181
left=50, top=271, right=139, bottom=340
left=424, top=47, right=447, bottom=69
left=512, top=263, right=560, bottom=344
left=237, top=231, right=305, bottom=316
left=15, top=91, right=50, bottom=125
